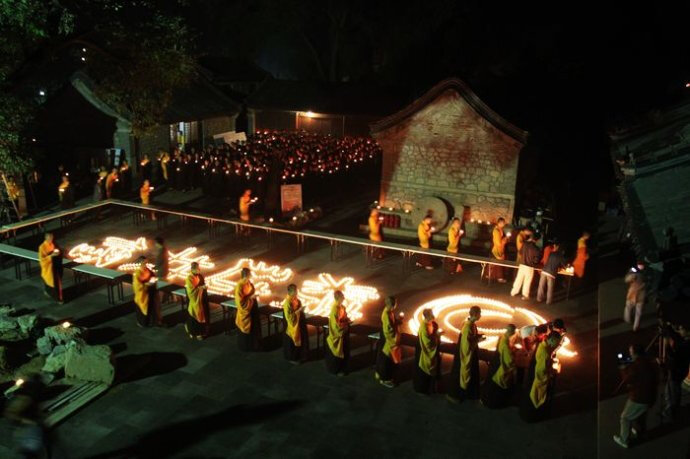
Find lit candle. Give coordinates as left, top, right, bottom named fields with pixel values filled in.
left=62, top=321, right=71, bottom=329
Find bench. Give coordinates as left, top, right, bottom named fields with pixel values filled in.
left=269, top=310, right=326, bottom=350
left=42, top=380, right=109, bottom=428
left=0, top=243, right=40, bottom=280
left=70, top=264, right=129, bottom=305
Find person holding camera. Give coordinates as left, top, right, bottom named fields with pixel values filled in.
left=613, top=343, right=658, bottom=448
left=623, top=262, right=646, bottom=332
left=661, top=322, right=690, bottom=423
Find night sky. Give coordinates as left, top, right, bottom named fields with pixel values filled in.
left=185, top=1, right=690, bottom=234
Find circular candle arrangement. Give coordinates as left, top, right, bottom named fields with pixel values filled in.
left=407, top=294, right=577, bottom=358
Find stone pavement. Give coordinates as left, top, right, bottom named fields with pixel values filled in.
left=0, top=197, right=597, bottom=458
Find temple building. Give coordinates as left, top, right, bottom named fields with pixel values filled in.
left=370, top=78, right=528, bottom=228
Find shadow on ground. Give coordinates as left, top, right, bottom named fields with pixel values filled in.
left=115, top=352, right=188, bottom=384
left=85, top=400, right=305, bottom=459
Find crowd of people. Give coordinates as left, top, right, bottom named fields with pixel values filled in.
left=138, top=130, right=381, bottom=208
left=367, top=209, right=588, bottom=305
left=48, top=130, right=381, bottom=218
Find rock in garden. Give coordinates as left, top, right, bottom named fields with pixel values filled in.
left=37, top=336, right=54, bottom=355
left=0, top=316, right=18, bottom=331
left=42, top=346, right=68, bottom=373
left=0, top=305, right=16, bottom=316
left=44, top=324, right=83, bottom=344
left=64, top=344, right=115, bottom=386
left=17, top=315, right=38, bottom=335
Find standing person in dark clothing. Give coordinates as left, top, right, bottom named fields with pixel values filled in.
left=511, top=233, right=542, bottom=300
left=154, top=236, right=170, bottom=308
left=119, top=159, right=131, bottom=196
left=661, top=322, right=690, bottom=423
left=537, top=242, right=567, bottom=304
left=140, top=154, right=152, bottom=183
left=4, top=374, right=49, bottom=458
left=613, top=344, right=659, bottom=448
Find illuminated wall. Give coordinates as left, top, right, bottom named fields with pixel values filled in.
left=372, top=79, right=527, bottom=222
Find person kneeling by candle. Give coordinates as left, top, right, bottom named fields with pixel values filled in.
left=414, top=308, right=441, bottom=394
left=235, top=267, right=259, bottom=351
left=448, top=305, right=484, bottom=402
left=282, top=283, right=307, bottom=363
left=375, top=296, right=402, bottom=388
left=325, top=290, right=350, bottom=376
left=482, top=324, right=517, bottom=408
left=133, top=257, right=157, bottom=328
left=185, top=262, right=209, bottom=340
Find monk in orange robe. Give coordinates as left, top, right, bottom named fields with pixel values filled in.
left=490, top=217, right=510, bottom=283
left=572, top=232, right=590, bottom=278
left=38, top=233, right=63, bottom=303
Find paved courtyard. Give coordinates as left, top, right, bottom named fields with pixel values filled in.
left=0, top=196, right=597, bottom=458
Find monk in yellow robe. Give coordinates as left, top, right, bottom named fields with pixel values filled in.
left=448, top=306, right=484, bottom=402
left=238, top=189, right=254, bottom=236
left=482, top=324, right=517, bottom=408
left=325, top=290, right=350, bottom=375
left=133, top=257, right=156, bottom=327
left=375, top=296, right=402, bottom=387
left=158, top=151, right=169, bottom=182
left=413, top=308, right=441, bottom=394
left=185, top=262, right=209, bottom=340
left=490, top=217, right=509, bottom=283
left=282, top=283, right=307, bottom=363
left=368, top=208, right=384, bottom=260
left=38, top=233, right=63, bottom=303
left=235, top=267, right=258, bottom=351
left=58, top=175, right=73, bottom=209
left=520, top=331, right=561, bottom=422
left=140, top=180, right=151, bottom=205
left=445, top=217, right=463, bottom=273
left=572, top=231, right=590, bottom=278
left=415, top=215, right=434, bottom=269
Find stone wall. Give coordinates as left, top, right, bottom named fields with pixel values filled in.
left=374, top=89, right=523, bottom=222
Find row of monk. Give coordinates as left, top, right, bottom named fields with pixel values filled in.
left=38, top=233, right=565, bottom=423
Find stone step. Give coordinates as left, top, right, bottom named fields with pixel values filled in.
left=42, top=379, right=109, bottom=428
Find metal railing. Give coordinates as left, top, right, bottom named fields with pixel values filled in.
left=0, top=199, right=574, bottom=289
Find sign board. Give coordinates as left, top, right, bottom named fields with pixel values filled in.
left=281, top=184, right=303, bottom=214
left=213, top=131, right=247, bottom=145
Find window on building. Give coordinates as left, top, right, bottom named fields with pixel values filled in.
left=169, top=121, right=199, bottom=149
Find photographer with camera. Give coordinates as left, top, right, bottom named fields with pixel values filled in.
left=613, top=343, right=658, bottom=449
left=661, top=321, right=690, bottom=423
